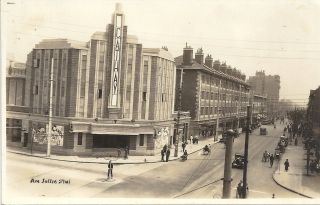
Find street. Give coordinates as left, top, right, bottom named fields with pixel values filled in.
left=6, top=122, right=302, bottom=199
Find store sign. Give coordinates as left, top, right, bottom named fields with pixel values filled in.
left=111, top=15, right=123, bottom=106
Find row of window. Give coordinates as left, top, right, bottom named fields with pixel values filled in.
left=201, top=74, right=247, bottom=92
left=201, top=91, right=248, bottom=102
left=200, top=106, right=248, bottom=115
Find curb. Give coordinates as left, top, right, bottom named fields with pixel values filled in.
left=272, top=169, right=312, bottom=198
left=7, top=140, right=218, bottom=165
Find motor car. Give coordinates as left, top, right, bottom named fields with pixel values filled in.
left=261, top=119, right=272, bottom=125
left=260, top=127, right=267, bottom=135
left=232, top=153, right=245, bottom=169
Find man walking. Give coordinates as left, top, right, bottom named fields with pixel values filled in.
left=269, top=154, right=274, bottom=168
left=166, top=148, right=170, bottom=162
left=161, top=148, right=165, bottom=162
left=284, top=159, right=290, bottom=172
left=182, top=142, right=186, bottom=153
left=107, top=160, right=113, bottom=179
left=190, top=135, right=193, bottom=144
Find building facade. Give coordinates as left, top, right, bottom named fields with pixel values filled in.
left=308, top=87, right=320, bottom=150
left=6, top=61, right=30, bottom=146
left=175, top=46, right=250, bottom=139
left=250, top=93, right=267, bottom=125
left=7, top=4, right=188, bottom=156
left=247, top=70, right=280, bottom=118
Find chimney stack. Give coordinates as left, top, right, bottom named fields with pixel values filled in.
left=195, top=48, right=204, bottom=64
left=220, top=62, right=227, bottom=73
left=213, top=60, right=220, bottom=71
left=183, top=42, right=193, bottom=66
left=205, top=54, right=213, bottom=68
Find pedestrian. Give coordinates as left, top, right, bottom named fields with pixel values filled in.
left=126, top=145, right=129, bottom=155
left=294, top=137, right=298, bottom=146
left=284, top=159, right=290, bottom=172
left=310, top=160, right=315, bottom=173
left=163, top=144, right=168, bottom=153
left=124, top=147, right=128, bottom=159
left=269, top=154, right=274, bottom=168
left=107, top=160, right=113, bottom=179
left=194, top=135, right=199, bottom=144
left=117, top=148, right=121, bottom=158
left=182, top=142, right=186, bottom=153
left=166, top=148, right=170, bottom=162
left=190, top=135, right=193, bottom=144
left=161, top=149, right=165, bottom=162
left=236, top=180, right=243, bottom=198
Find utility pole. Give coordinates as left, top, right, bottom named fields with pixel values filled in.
left=237, top=85, right=241, bottom=130
left=242, top=105, right=251, bottom=198
left=174, top=69, right=183, bottom=157
left=215, top=80, right=221, bottom=141
left=222, top=129, right=234, bottom=198
left=47, top=58, right=54, bottom=157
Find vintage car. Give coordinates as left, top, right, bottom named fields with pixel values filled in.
left=260, top=127, right=267, bottom=135
left=232, top=154, right=245, bottom=169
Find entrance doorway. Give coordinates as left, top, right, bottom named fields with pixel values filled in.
left=92, top=134, right=130, bottom=149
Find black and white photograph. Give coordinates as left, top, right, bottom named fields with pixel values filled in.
left=1, top=0, right=320, bottom=204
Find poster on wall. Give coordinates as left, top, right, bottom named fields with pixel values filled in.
left=32, top=123, right=64, bottom=146
left=154, top=127, right=169, bottom=149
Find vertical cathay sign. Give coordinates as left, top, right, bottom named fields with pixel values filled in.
left=111, top=14, right=123, bottom=107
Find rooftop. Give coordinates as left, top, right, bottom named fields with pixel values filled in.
left=35, top=39, right=89, bottom=50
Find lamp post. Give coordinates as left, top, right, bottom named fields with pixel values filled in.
left=174, top=69, right=183, bottom=157
left=47, top=58, right=54, bottom=157
left=222, top=129, right=235, bottom=198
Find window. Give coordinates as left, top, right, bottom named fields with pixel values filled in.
left=162, top=93, right=165, bottom=102
left=143, top=92, right=147, bottom=101
left=139, top=134, right=144, bottom=146
left=33, top=59, right=40, bottom=68
left=98, top=89, right=102, bottom=98
left=34, top=85, right=38, bottom=95
left=78, top=133, right=83, bottom=145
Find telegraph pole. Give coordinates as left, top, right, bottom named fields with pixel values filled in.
left=215, top=80, right=221, bottom=141
left=242, top=105, right=251, bottom=198
left=174, top=69, right=183, bottom=157
left=47, top=58, right=54, bottom=157
left=222, top=129, right=234, bottom=198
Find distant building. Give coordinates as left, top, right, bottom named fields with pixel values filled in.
left=7, top=3, right=188, bottom=156
left=247, top=70, right=280, bottom=118
left=308, top=86, right=320, bottom=150
left=250, top=93, right=267, bottom=124
left=175, top=45, right=250, bottom=139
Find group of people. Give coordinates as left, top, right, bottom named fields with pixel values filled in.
left=236, top=180, right=249, bottom=198
left=262, top=150, right=275, bottom=167
left=117, top=146, right=129, bottom=159
left=189, top=135, right=199, bottom=144
left=161, top=144, right=171, bottom=162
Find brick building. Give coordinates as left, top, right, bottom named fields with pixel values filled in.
left=247, top=70, right=280, bottom=118
left=175, top=45, right=250, bottom=139
left=7, top=3, right=187, bottom=156
left=308, top=86, right=320, bottom=148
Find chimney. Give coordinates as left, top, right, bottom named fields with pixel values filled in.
left=220, top=62, right=227, bottom=73
left=195, top=48, right=204, bottom=64
left=205, top=54, right=213, bottom=68
left=226, top=66, right=233, bottom=75
left=183, top=42, right=193, bottom=66
left=213, top=60, right=220, bottom=71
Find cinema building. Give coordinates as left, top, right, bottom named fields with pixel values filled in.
left=7, top=4, right=189, bottom=156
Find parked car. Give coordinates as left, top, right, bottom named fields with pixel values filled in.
left=260, top=127, right=267, bottom=135
left=232, top=154, right=245, bottom=169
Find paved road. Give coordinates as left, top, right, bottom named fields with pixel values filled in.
left=5, top=122, right=302, bottom=199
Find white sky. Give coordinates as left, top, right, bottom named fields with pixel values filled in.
left=3, top=0, right=320, bottom=106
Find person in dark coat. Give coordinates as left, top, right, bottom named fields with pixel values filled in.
left=284, top=159, right=290, bottom=172
left=294, top=137, right=298, bottom=146
left=182, top=142, right=186, bottom=153
left=269, top=154, right=274, bottom=168
left=124, top=147, right=128, bottom=159
left=161, top=149, right=165, bottom=162
left=107, top=160, right=113, bottom=179
left=166, top=148, right=170, bottom=162
left=163, top=144, right=168, bottom=153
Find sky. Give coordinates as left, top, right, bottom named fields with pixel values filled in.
left=3, top=0, right=320, bottom=106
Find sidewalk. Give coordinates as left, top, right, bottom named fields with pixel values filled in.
left=272, top=138, right=320, bottom=198
left=7, top=137, right=218, bottom=165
